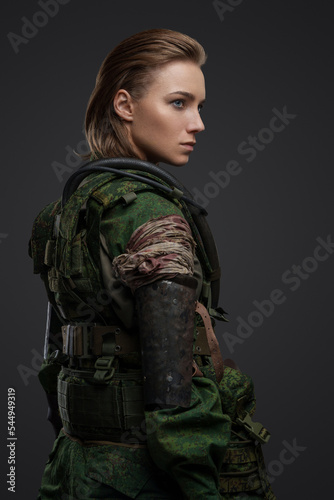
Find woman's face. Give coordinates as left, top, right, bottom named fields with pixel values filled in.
left=123, top=60, right=206, bottom=166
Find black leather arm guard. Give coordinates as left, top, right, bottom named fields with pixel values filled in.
left=135, top=275, right=197, bottom=409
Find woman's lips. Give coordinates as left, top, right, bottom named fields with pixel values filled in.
left=181, top=142, right=195, bottom=151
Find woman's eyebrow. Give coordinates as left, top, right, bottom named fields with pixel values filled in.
left=168, top=91, right=206, bottom=104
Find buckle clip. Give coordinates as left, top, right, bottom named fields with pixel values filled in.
left=208, top=307, right=229, bottom=322
left=169, top=187, right=183, bottom=200
left=93, top=356, right=115, bottom=382
left=236, top=412, right=271, bottom=445
left=48, top=350, right=69, bottom=365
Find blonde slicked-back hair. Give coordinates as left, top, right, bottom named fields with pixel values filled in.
left=84, top=29, right=207, bottom=159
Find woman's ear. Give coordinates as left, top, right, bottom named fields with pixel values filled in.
left=113, top=89, right=134, bottom=122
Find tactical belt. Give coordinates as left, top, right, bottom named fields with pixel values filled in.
left=62, top=322, right=214, bottom=363
left=62, top=324, right=139, bottom=357
left=58, top=313, right=219, bottom=440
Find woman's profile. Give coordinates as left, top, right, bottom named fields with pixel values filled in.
left=29, top=28, right=276, bottom=499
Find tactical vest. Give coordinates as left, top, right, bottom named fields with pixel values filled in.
left=30, top=166, right=275, bottom=499
left=30, top=169, right=218, bottom=323
left=30, top=168, right=221, bottom=434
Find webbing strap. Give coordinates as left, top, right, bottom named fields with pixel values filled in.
left=62, top=323, right=140, bottom=383
left=220, top=442, right=276, bottom=498
left=220, top=442, right=261, bottom=493
left=220, top=472, right=262, bottom=494
left=223, top=445, right=257, bottom=464
left=61, top=367, right=143, bottom=381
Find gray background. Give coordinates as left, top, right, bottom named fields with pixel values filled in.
left=1, top=0, right=333, bottom=498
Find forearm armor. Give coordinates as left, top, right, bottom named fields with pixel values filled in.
left=135, top=275, right=197, bottom=409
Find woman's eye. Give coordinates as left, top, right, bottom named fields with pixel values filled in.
left=173, top=99, right=185, bottom=108
left=198, top=104, right=203, bottom=113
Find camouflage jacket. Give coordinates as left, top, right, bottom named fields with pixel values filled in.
left=30, top=170, right=275, bottom=499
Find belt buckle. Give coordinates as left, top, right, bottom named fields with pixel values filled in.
left=94, top=356, right=116, bottom=382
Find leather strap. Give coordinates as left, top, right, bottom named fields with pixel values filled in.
left=195, top=301, right=224, bottom=383
left=193, top=326, right=211, bottom=355
left=192, top=359, right=204, bottom=377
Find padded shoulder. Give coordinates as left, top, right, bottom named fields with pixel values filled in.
left=100, top=188, right=185, bottom=259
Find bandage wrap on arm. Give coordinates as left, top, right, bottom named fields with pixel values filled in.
left=113, top=214, right=197, bottom=408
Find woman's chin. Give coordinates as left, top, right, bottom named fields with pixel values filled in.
left=167, top=156, right=191, bottom=167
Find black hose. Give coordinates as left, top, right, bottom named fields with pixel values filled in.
left=62, top=158, right=196, bottom=207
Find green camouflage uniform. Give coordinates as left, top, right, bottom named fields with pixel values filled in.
left=30, top=171, right=276, bottom=499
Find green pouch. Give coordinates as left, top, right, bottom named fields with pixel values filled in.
left=219, top=367, right=277, bottom=500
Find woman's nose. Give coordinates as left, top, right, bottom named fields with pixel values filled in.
left=187, top=112, right=205, bottom=134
